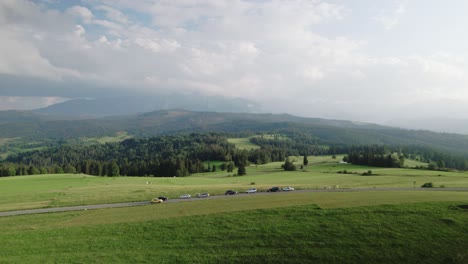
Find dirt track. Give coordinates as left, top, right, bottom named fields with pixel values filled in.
left=1, top=187, right=467, bottom=217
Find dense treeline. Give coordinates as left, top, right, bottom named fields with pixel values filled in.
left=343, top=146, right=405, bottom=168
left=4, top=134, right=246, bottom=177
left=1, top=131, right=328, bottom=177
left=243, top=129, right=330, bottom=164
left=341, top=145, right=468, bottom=170
left=2, top=131, right=468, bottom=177
left=399, top=145, right=468, bottom=170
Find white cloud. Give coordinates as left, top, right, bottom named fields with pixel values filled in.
left=0, top=27, right=81, bottom=80
left=373, top=1, right=406, bottom=30
left=95, top=5, right=129, bottom=24
left=1, top=0, right=468, bottom=122
left=303, top=67, right=325, bottom=81
left=0, top=96, right=68, bottom=110
left=67, top=5, right=93, bottom=23
left=134, top=37, right=180, bottom=53
left=74, top=24, right=86, bottom=37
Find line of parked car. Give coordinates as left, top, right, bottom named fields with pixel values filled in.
left=151, top=186, right=295, bottom=203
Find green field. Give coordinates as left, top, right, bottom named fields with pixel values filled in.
left=1, top=157, right=467, bottom=212
left=403, top=158, right=429, bottom=168
left=227, top=134, right=290, bottom=150
left=79, top=131, right=132, bottom=144
left=0, top=195, right=467, bottom=263
left=1, top=156, right=467, bottom=263
left=0, top=138, right=50, bottom=159
left=227, top=137, right=260, bottom=150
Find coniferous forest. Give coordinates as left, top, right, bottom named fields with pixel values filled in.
left=2, top=131, right=468, bottom=177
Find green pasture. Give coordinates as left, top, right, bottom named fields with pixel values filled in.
left=403, top=158, right=428, bottom=168
left=227, top=137, right=260, bottom=150
left=0, top=197, right=467, bottom=263
left=79, top=131, right=132, bottom=144
left=1, top=156, right=467, bottom=211
left=227, top=134, right=290, bottom=150
left=0, top=138, right=49, bottom=159
left=256, top=134, right=289, bottom=140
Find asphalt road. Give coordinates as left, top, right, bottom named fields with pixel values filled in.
left=1, top=187, right=467, bottom=217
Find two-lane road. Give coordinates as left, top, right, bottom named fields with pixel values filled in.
left=1, top=187, right=467, bottom=217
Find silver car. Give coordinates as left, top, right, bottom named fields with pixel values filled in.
left=179, top=194, right=191, bottom=199
left=245, top=188, right=257, bottom=193
left=197, top=192, right=210, bottom=198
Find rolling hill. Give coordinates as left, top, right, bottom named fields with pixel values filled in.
left=1, top=109, right=468, bottom=157
left=34, top=95, right=260, bottom=117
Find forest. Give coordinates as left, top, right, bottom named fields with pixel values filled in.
left=1, top=132, right=468, bottom=177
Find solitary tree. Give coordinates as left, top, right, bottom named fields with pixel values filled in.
left=303, top=155, right=309, bottom=166
left=227, top=162, right=234, bottom=172
left=282, top=158, right=297, bottom=171
left=237, top=165, right=246, bottom=176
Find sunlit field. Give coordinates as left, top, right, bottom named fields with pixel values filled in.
left=1, top=157, right=467, bottom=263
left=0, top=156, right=466, bottom=212
left=0, top=197, right=467, bottom=263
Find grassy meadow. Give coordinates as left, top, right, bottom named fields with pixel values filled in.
left=227, top=137, right=260, bottom=150
left=1, top=155, right=467, bottom=263
left=0, top=155, right=467, bottom=212
left=227, top=134, right=289, bottom=150
left=79, top=131, right=132, bottom=144
left=0, top=195, right=467, bottom=263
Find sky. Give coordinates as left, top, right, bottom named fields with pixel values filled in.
left=1, top=0, right=468, bottom=123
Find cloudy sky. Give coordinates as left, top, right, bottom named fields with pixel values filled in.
left=1, top=0, right=468, bottom=122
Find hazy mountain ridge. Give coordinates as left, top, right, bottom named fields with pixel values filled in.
left=34, top=95, right=260, bottom=117
left=385, top=118, right=468, bottom=135
left=2, top=109, right=468, bottom=157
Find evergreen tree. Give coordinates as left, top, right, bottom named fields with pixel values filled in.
left=107, top=161, right=120, bottom=176
left=237, top=164, right=246, bottom=176
left=282, top=158, right=297, bottom=171
left=227, top=162, right=234, bottom=172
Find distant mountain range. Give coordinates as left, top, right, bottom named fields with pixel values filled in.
left=1, top=109, right=468, bottom=157
left=34, top=95, right=260, bottom=117
left=385, top=118, right=468, bottom=135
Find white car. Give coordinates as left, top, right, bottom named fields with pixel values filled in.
left=197, top=192, right=210, bottom=198
left=245, top=188, right=257, bottom=193
left=282, top=186, right=295, bottom=191
left=179, top=194, right=191, bottom=199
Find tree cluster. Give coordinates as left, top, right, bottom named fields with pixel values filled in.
left=4, top=134, right=247, bottom=177
left=343, top=145, right=405, bottom=168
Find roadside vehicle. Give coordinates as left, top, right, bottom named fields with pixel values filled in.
left=197, top=192, right=210, bottom=198
left=267, top=186, right=281, bottom=192
left=245, top=188, right=257, bottom=193
left=151, top=198, right=164, bottom=203
left=225, top=190, right=237, bottom=195
left=179, top=194, right=191, bottom=199
left=282, top=186, right=295, bottom=191
left=158, top=196, right=168, bottom=201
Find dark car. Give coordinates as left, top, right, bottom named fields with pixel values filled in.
left=158, top=196, right=168, bottom=201
left=267, top=187, right=281, bottom=192
left=225, top=190, right=237, bottom=195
